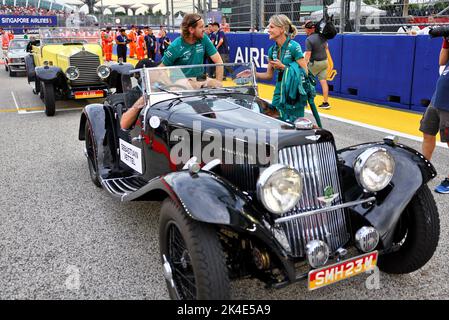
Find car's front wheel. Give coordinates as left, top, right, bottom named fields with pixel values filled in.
left=41, top=82, right=55, bottom=116
left=85, top=121, right=101, bottom=188
left=159, top=198, right=230, bottom=300
left=9, top=68, right=15, bottom=77
left=378, top=185, right=440, bottom=274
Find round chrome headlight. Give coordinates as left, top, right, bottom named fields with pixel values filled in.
left=257, top=164, right=303, bottom=215
left=97, top=65, right=111, bottom=79
left=354, top=147, right=395, bottom=192
left=65, top=66, right=80, bottom=80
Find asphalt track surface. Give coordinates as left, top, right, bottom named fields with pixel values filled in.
left=0, top=70, right=448, bottom=300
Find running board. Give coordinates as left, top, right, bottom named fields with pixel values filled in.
left=101, top=176, right=147, bottom=201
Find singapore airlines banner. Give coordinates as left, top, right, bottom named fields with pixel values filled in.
left=0, top=15, right=57, bottom=27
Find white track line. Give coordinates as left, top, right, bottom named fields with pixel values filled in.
left=304, top=110, right=448, bottom=149
left=18, top=107, right=84, bottom=114
left=11, top=91, right=27, bottom=114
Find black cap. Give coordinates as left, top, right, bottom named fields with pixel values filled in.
left=303, top=20, right=316, bottom=29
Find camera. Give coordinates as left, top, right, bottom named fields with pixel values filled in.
left=429, top=26, right=449, bottom=38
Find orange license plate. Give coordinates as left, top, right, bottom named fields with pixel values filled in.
left=308, top=251, right=378, bottom=291
left=74, top=90, right=104, bottom=99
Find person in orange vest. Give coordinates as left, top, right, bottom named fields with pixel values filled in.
left=1, top=28, right=10, bottom=50
left=8, top=30, right=14, bottom=41
left=136, top=29, right=146, bottom=60
left=220, top=17, right=230, bottom=32
left=103, top=26, right=113, bottom=61
left=100, top=28, right=106, bottom=57
left=128, top=25, right=137, bottom=59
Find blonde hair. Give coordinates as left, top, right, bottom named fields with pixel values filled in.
left=269, top=14, right=298, bottom=38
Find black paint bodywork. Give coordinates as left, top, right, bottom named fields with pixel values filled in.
left=26, top=54, right=131, bottom=99
left=79, top=91, right=437, bottom=284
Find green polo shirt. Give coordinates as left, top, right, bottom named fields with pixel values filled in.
left=268, top=39, right=304, bottom=108
left=162, top=35, right=218, bottom=78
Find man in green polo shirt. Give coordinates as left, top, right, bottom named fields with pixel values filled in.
left=121, top=14, right=224, bottom=129
left=159, top=13, right=224, bottom=81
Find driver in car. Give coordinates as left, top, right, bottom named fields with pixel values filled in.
left=156, top=13, right=224, bottom=89
left=121, top=13, right=225, bottom=130
left=120, top=59, right=158, bottom=130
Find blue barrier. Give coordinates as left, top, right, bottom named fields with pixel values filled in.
left=112, top=32, right=444, bottom=113
left=313, top=34, right=343, bottom=95
left=410, top=35, right=442, bottom=112
left=340, top=34, right=416, bottom=110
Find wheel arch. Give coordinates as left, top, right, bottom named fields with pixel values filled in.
left=338, top=142, right=438, bottom=248
left=79, top=104, right=116, bottom=179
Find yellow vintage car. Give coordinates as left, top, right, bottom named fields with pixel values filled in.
left=25, top=27, right=133, bottom=116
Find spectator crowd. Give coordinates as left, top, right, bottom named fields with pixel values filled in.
left=0, top=5, right=68, bottom=17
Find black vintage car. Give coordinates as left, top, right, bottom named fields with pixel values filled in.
left=78, top=63, right=440, bottom=299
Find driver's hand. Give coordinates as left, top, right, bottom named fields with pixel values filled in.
left=236, top=69, right=252, bottom=78
left=206, top=78, right=223, bottom=88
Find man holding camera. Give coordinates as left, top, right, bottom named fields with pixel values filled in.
left=419, top=36, right=449, bottom=193
left=304, top=20, right=330, bottom=109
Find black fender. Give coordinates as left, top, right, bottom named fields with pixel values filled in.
left=25, top=54, right=36, bottom=83
left=337, top=141, right=437, bottom=248
left=79, top=103, right=117, bottom=179
left=35, top=65, right=63, bottom=83
left=126, top=170, right=298, bottom=282
left=108, top=62, right=134, bottom=92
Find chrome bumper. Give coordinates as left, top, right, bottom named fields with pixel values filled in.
left=274, top=197, right=376, bottom=225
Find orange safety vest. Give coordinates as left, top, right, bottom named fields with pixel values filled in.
left=1, top=33, right=10, bottom=48
left=104, top=31, right=113, bottom=43
left=128, top=30, right=137, bottom=43
left=137, top=34, right=145, bottom=49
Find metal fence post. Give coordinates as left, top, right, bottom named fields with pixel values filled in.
left=171, top=0, right=175, bottom=31
left=259, top=0, right=265, bottom=30
left=355, top=0, right=362, bottom=33
left=339, top=0, right=345, bottom=33
left=166, top=0, right=169, bottom=30
left=250, top=0, right=254, bottom=31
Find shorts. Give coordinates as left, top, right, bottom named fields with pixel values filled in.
left=419, top=104, right=449, bottom=143
left=308, top=60, right=328, bottom=81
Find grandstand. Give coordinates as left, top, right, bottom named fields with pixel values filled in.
left=0, top=0, right=72, bottom=16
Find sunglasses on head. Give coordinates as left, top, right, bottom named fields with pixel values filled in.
left=188, top=17, right=202, bottom=27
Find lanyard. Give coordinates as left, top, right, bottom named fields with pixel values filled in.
left=272, top=39, right=290, bottom=62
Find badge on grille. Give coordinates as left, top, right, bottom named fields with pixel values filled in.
left=317, top=186, right=339, bottom=207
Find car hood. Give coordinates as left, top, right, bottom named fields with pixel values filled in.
left=7, top=50, right=27, bottom=58
left=166, top=97, right=335, bottom=147
left=42, top=43, right=101, bottom=61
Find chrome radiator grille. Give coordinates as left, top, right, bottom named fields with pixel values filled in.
left=220, top=153, right=257, bottom=192
left=277, top=142, right=350, bottom=257
left=69, top=51, right=101, bottom=86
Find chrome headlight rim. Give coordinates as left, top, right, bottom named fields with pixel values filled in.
left=96, top=64, right=111, bottom=79
left=65, top=66, right=80, bottom=80
left=256, top=164, right=303, bottom=215
left=354, top=147, right=395, bottom=192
